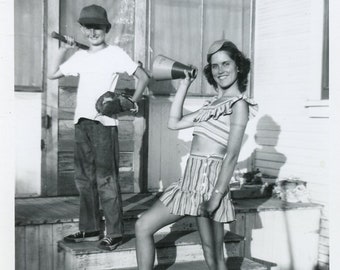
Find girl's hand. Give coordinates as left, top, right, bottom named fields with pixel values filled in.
left=179, top=69, right=196, bottom=87
left=200, top=195, right=222, bottom=218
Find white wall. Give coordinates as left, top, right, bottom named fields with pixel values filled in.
left=0, top=0, right=15, bottom=267
left=329, top=1, right=340, bottom=268
left=253, top=0, right=329, bottom=267
left=14, top=92, right=41, bottom=196
left=253, top=0, right=328, bottom=199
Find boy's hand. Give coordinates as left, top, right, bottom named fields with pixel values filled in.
left=61, top=35, right=77, bottom=49
left=96, top=92, right=137, bottom=116
left=129, top=102, right=139, bottom=114
left=51, top=31, right=89, bottom=50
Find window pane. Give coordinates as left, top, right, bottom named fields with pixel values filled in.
left=14, top=0, right=43, bottom=90
left=149, top=0, right=253, bottom=96
left=60, top=0, right=135, bottom=56
left=59, top=0, right=136, bottom=88
left=321, top=0, right=329, bottom=100
left=150, top=0, right=202, bottom=95
left=202, top=0, right=252, bottom=95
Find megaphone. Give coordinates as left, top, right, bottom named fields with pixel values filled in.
left=152, top=55, right=197, bottom=81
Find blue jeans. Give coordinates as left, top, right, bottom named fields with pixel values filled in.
left=74, top=118, right=123, bottom=237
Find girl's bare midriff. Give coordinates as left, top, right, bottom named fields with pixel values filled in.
left=190, top=134, right=227, bottom=158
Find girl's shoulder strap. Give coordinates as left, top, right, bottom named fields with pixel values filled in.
left=194, top=94, right=258, bottom=122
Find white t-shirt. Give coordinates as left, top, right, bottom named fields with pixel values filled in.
left=60, top=45, right=138, bottom=126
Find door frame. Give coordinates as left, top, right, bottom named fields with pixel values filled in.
left=41, top=0, right=60, bottom=196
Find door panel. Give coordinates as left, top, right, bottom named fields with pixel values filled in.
left=56, top=0, right=138, bottom=195
left=43, top=0, right=147, bottom=196
left=56, top=84, right=140, bottom=196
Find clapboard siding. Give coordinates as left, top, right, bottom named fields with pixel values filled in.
left=318, top=208, right=329, bottom=267
left=253, top=0, right=329, bottom=268
left=15, top=223, right=79, bottom=270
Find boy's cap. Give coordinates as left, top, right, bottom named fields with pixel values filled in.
left=78, top=4, right=111, bottom=27
left=207, top=39, right=230, bottom=61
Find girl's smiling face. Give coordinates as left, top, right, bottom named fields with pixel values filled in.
left=81, top=24, right=107, bottom=46
left=211, top=51, right=238, bottom=90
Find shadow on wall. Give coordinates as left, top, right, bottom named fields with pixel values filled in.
left=229, top=114, right=288, bottom=269
left=254, top=115, right=287, bottom=177
left=237, top=114, right=287, bottom=177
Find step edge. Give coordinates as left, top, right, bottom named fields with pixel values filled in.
left=58, top=230, right=244, bottom=255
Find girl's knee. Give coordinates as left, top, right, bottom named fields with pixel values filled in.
left=135, top=215, right=152, bottom=237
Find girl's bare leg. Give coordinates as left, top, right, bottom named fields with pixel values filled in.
left=196, top=217, right=227, bottom=270
left=135, top=200, right=182, bottom=270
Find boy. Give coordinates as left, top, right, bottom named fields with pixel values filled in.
left=48, top=4, right=149, bottom=251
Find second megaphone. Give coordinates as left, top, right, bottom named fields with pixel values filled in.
left=152, top=55, right=197, bottom=81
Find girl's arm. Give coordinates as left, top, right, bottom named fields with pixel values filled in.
left=167, top=72, right=200, bottom=130
left=200, top=100, right=249, bottom=216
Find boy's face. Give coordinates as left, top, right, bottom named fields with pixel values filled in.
left=80, top=24, right=107, bottom=46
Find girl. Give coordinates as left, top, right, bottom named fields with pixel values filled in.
left=135, top=40, right=258, bottom=269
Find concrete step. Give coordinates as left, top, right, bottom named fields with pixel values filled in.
left=114, top=257, right=268, bottom=270
left=58, top=230, right=244, bottom=270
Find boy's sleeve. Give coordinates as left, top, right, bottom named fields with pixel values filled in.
left=116, top=47, right=139, bottom=76
left=59, top=52, right=81, bottom=76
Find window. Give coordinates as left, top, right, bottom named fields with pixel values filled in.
left=148, top=0, right=254, bottom=96
left=14, top=0, right=44, bottom=92
left=305, top=0, right=329, bottom=117
left=321, top=0, right=329, bottom=100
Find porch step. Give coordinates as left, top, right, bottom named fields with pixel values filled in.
left=58, top=230, right=244, bottom=270
left=123, top=215, right=200, bottom=235
left=16, top=195, right=322, bottom=270
left=114, top=257, right=268, bottom=270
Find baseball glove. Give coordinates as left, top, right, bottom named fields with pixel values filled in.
left=95, top=91, right=136, bottom=116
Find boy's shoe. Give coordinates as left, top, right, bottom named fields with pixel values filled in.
left=64, top=231, right=100, bottom=243
left=98, top=236, right=123, bottom=251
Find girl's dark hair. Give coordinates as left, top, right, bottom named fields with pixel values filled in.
left=203, top=41, right=251, bottom=92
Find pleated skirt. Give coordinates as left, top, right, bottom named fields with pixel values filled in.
left=159, top=154, right=235, bottom=223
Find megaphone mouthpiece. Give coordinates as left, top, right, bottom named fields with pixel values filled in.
left=152, top=55, right=197, bottom=81
left=171, top=62, right=197, bottom=80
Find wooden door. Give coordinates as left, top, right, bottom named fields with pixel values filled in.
left=42, top=0, right=148, bottom=196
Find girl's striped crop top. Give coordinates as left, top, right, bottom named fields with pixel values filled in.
left=192, top=95, right=258, bottom=147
